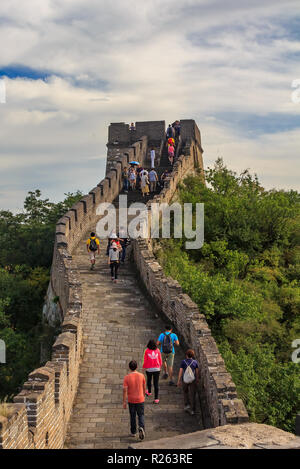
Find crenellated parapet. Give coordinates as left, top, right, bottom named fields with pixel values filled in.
left=0, top=124, right=154, bottom=449
left=0, top=119, right=250, bottom=450
left=131, top=135, right=248, bottom=428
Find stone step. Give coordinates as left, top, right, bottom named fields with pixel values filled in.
left=65, top=153, right=202, bottom=448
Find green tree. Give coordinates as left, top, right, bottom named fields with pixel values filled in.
left=0, top=189, right=83, bottom=399
left=157, top=159, right=300, bottom=432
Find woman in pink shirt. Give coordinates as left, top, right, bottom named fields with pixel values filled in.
left=142, top=339, right=162, bottom=404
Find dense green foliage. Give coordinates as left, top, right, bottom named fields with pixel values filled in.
left=0, top=190, right=82, bottom=399
left=156, top=159, right=300, bottom=432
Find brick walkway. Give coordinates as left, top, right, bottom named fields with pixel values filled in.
left=65, top=234, right=202, bottom=449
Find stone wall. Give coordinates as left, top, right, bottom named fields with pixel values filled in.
left=106, top=120, right=165, bottom=174
left=108, top=120, right=165, bottom=146
left=131, top=131, right=249, bottom=428
left=106, top=136, right=148, bottom=175
left=0, top=131, right=152, bottom=449
left=0, top=120, right=249, bottom=449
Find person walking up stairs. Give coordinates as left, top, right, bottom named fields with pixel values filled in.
left=86, top=232, right=100, bottom=270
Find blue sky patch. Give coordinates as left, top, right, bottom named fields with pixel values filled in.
left=0, top=64, right=109, bottom=90
left=0, top=65, right=52, bottom=80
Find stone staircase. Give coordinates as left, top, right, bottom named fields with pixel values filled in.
left=65, top=139, right=202, bottom=449
left=159, top=142, right=173, bottom=172
left=65, top=220, right=202, bottom=447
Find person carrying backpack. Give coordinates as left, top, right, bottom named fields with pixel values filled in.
left=177, top=349, right=199, bottom=415
left=157, top=325, right=179, bottom=386
left=86, top=231, right=100, bottom=270
left=166, top=124, right=175, bottom=139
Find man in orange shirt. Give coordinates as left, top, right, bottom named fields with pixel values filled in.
left=123, top=360, right=146, bottom=440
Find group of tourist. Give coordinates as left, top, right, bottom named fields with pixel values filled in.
left=86, top=232, right=200, bottom=441
left=123, top=166, right=159, bottom=197
left=86, top=229, right=128, bottom=281
left=123, top=325, right=199, bottom=440
left=122, top=161, right=170, bottom=197
left=121, top=121, right=181, bottom=195
left=106, top=228, right=128, bottom=282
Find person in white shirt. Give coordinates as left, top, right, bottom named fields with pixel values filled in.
left=108, top=242, right=120, bottom=283
left=150, top=147, right=155, bottom=168
left=148, top=169, right=158, bottom=193
left=140, top=172, right=150, bottom=197
left=140, top=169, right=148, bottom=178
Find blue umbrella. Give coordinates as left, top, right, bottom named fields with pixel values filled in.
left=129, top=161, right=139, bottom=165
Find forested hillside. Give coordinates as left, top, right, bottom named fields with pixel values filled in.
left=156, top=159, right=300, bottom=432
left=0, top=190, right=82, bottom=399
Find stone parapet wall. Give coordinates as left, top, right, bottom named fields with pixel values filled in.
left=106, top=137, right=147, bottom=175
left=108, top=120, right=165, bottom=146
left=0, top=134, right=150, bottom=449
left=0, top=120, right=248, bottom=449
left=0, top=248, right=83, bottom=449
left=132, top=135, right=249, bottom=428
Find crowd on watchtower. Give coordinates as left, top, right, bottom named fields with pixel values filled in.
left=121, top=121, right=180, bottom=199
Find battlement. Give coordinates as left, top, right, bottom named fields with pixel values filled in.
left=0, top=119, right=250, bottom=450
left=107, top=119, right=202, bottom=148
left=108, top=120, right=165, bottom=146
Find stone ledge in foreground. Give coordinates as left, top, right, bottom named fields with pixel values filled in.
left=129, top=423, right=300, bottom=450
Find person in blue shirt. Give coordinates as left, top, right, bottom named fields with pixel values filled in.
left=157, top=325, right=179, bottom=386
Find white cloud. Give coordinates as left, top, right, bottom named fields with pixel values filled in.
left=201, top=123, right=300, bottom=189
left=0, top=0, right=300, bottom=211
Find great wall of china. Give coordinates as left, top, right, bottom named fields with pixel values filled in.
left=1, top=120, right=299, bottom=450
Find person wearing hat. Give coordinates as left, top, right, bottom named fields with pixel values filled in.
left=108, top=241, right=121, bottom=283
left=106, top=231, right=121, bottom=256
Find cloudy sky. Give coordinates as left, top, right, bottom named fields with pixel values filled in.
left=0, top=0, right=299, bottom=211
